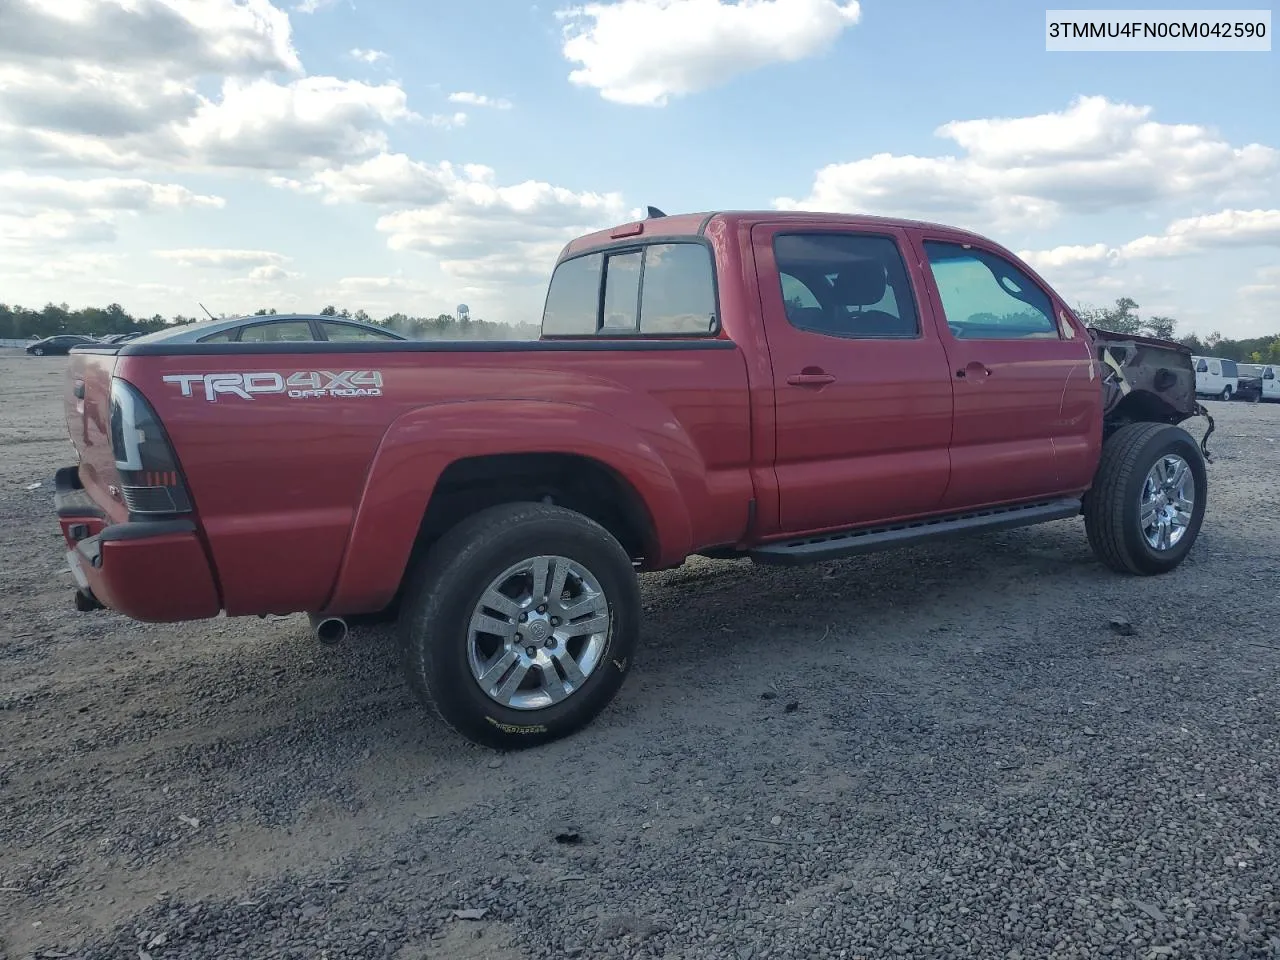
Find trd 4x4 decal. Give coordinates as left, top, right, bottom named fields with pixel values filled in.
left=162, top=371, right=384, bottom=401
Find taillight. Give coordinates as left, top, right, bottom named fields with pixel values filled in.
left=108, top=378, right=193, bottom=515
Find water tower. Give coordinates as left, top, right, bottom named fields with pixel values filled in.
left=457, top=303, right=470, bottom=321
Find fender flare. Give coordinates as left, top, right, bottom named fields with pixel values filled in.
left=324, top=398, right=696, bottom=613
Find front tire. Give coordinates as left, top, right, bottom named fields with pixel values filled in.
left=1084, top=422, right=1207, bottom=575
left=32, top=347, right=44, bottom=356
left=400, top=502, right=640, bottom=749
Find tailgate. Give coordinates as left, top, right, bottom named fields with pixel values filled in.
left=66, top=347, right=126, bottom=521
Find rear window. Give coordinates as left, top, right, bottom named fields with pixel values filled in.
left=238, top=320, right=314, bottom=343
left=320, top=320, right=399, bottom=341
left=541, top=241, right=716, bottom=337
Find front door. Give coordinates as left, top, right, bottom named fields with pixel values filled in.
left=751, top=224, right=954, bottom=534
left=1265, top=365, right=1279, bottom=400
left=909, top=232, right=1099, bottom=509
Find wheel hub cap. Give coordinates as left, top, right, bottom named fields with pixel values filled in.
left=466, top=555, right=611, bottom=711
left=1140, top=454, right=1195, bottom=551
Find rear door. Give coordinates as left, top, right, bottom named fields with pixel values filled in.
left=751, top=223, right=954, bottom=534
left=1265, top=365, right=1279, bottom=400
left=909, top=232, right=1098, bottom=509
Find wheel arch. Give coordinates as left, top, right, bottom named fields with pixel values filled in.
left=322, top=399, right=694, bottom=615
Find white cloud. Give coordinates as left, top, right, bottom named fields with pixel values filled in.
left=1018, top=243, right=1114, bottom=272
left=309, top=154, right=453, bottom=205
left=0, top=1, right=411, bottom=173
left=0, top=171, right=223, bottom=213
left=247, top=264, right=300, bottom=281
left=350, top=48, right=388, bottom=64
left=0, top=0, right=300, bottom=77
left=288, top=154, right=628, bottom=282
left=558, top=0, right=861, bottom=105
left=0, top=172, right=223, bottom=249
left=448, top=91, right=512, bottom=110
left=776, top=96, right=1280, bottom=230
left=155, top=248, right=291, bottom=270
left=1118, top=209, right=1280, bottom=259
left=294, top=0, right=339, bottom=12
left=428, top=111, right=468, bottom=130
left=175, top=76, right=415, bottom=169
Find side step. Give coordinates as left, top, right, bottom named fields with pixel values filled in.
left=749, top=498, right=1083, bottom=566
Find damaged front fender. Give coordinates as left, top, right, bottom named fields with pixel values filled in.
left=1089, top=326, right=1214, bottom=462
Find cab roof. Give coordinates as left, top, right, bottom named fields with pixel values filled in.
left=558, top=209, right=991, bottom=261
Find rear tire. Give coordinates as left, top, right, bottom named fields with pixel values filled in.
left=1221, top=385, right=1232, bottom=401
left=399, top=502, right=640, bottom=750
left=32, top=347, right=44, bottom=356
left=1084, top=422, right=1207, bottom=575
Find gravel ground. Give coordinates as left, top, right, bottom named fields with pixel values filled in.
left=2, top=350, right=1279, bottom=960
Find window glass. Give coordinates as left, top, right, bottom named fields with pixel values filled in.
left=772, top=233, right=918, bottom=339
left=639, top=243, right=716, bottom=334
left=601, top=250, right=642, bottom=330
left=320, top=321, right=398, bottom=341
left=1195, top=358, right=1208, bottom=373
left=780, top=272, right=821, bottom=310
left=199, top=330, right=235, bottom=343
left=1265, top=367, right=1275, bottom=379
left=542, top=253, right=602, bottom=336
left=923, top=242, right=1056, bottom=340
left=237, top=321, right=314, bottom=343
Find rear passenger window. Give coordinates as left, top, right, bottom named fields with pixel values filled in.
left=772, top=233, right=918, bottom=339
left=541, top=242, right=717, bottom=337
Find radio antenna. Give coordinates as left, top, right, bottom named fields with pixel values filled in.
left=198, top=302, right=215, bottom=320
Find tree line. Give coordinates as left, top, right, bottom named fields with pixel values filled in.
left=5, top=296, right=1279, bottom=363
left=1076, top=297, right=1280, bottom=364
left=0, top=302, right=539, bottom=342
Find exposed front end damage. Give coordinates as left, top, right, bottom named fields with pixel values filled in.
left=1089, top=327, right=1215, bottom=462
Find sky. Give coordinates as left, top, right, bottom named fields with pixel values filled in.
left=0, top=0, right=1276, bottom=338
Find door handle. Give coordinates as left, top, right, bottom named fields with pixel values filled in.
left=787, top=371, right=836, bottom=387
left=956, top=361, right=991, bottom=380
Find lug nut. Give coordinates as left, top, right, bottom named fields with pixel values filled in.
left=545, top=638, right=557, bottom=649
left=551, top=617, right=560, bottom=626
left=519, top=612, right=528, bottom=622
left=537, top=604, right=547, bottom=614
left=526, top=646, right=537, bottom=658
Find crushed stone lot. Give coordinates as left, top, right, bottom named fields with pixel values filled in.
left=2, top=349, right=1280, bottom=960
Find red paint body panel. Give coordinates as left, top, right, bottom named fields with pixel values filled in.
left=74, top=532, right=221, bottom=622
left=58, top=210, right=1109, bottom=623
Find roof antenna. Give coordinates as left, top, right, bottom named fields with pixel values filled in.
left=646, top=205, right=666, bottom=219
left=198, top=302, right=215, bottom=321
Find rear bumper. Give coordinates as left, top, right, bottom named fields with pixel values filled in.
left=55, top=465, right=221, bottom=622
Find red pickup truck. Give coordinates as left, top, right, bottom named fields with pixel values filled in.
left=56, top=209, right=1212, bottom=748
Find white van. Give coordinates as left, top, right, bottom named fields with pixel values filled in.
left=1263, top=364, right=1280, bottom=402
left=1193, top=356, right=1239, bottom=400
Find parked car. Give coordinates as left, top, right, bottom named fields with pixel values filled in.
left=1235, top=363, right=1264, bottom=402
left=1193, top=355, right=1239, bottom=400
left=1262, top=363, right=1280, bottom=402
left=121, top=313, right=407, bottom=345
left=26, top=335, right=97, bottom=356
left=54, top=209, right=1212, bottom=750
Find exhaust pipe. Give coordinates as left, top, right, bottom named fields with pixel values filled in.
left=308, top=613, right=348, bottom=645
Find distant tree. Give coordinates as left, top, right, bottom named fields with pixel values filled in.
left=1145, top=315, right=1176, bottom=340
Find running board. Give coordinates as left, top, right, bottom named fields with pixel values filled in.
left=749, top=498, right=1083, bottom=566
